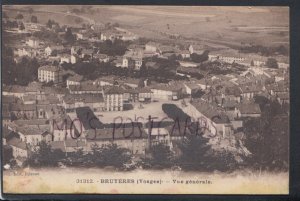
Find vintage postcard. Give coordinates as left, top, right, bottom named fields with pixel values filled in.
left=1, top=5, right=289, bottom=195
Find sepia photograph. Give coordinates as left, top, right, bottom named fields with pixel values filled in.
left=1, top=5, right=289, bottom=195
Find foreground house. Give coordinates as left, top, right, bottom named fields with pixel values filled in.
left=183, top=99, right=233, bottom=138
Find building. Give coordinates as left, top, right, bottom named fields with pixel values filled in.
left=103, top=86, right=124, bottom=111
left=145, top=42, right=159, bottom=52
left=66, top=74, right=83, bottom=88
left=151, top=83, right=185, bottom=101
left=26, top=37, right=40, bottom=48
left=85, top=128, right=148, bottom=155
left=50, top=114, right=79, bottom=141
left=182, top=99, right=233, bottom=138
left=38, top=65, right=62, bottom=84
left=17, top=125, right=51, bottom=146
left=237, top=103, right=261, bottom=118
left=7, top=137, right=28, bottom=158
left=62, top=94, right=105, bottom=112
left=45, top=45, right=64, bottom=56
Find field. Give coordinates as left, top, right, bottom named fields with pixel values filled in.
left=3, top=6, right=289, bottom=48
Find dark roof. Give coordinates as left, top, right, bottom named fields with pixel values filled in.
left=238, top=103, right=261, bottom=114
left=63, top=94, right=104, bottom=104
left=17, top=125, right=50, bottom=136
left=3, top=85, right=26, bottom=93
left=191, top=99, right=230, bottom=124
left=7, top=137, right=27, bottom=150
left=86, top=127, right=148, bottom=141
left=39, top=65, right=61, bottom=72
left=222, top=100, right=238, bottom=108
left=10, top=103, right=36, bottom=111
left=104, top=85, right=125, bottom=95
left=2, top=95, right=19, bottom=104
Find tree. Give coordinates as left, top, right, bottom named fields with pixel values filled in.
left=177, top=134, right=211, bottom=171
left=190, top=50, right=209, bottom=63
left=25, top=141, right=65, bottom=167
left=244, top=101, right=289, bottom=171
left=19, top=22, right=25, bottom=30
left=266, top=58, right=278, bottom=68
left=46, top=19, right=53, bottom=28
left=64, top=28, right=76, bottom=43
left=31, top=15, right=38, bottom=23
left=143, top=143, right=173, bottom=169
left=90, top=143, right=132, bottom=169
left=15, top=13, right=24, bottom=20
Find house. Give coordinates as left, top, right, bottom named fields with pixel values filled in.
left=237, top=103, right=261, bottom=118
left=70, top=55, right=79, bottom=64
left=45, top=45, right=64, bottom=56
left=178, top=61, right=198, bottom=68
left=151, top=83, right=185, bottom=101
left=239, top=84, right=262, bottom=99
left=184, top=83, right=202, bottom=95
left=208, top=54, right=218, bottom=61
left=62, top=93, right=105, bottom=112
left=278, top=62, right=289, bottom=69
left=7, top=137, right=28, bottom=158
left=92, top=76, right=116, bottom=86
left=218, top=55, right=246, bottom=64
left=144, top=127, right=170, bottom=146
left=188, top=44, right=204, bottom=54
left=50, top=114, right=79, bottom=141
left=103, top=86, right=124, bottom=111
left=85, top=128, right=148, bottom=155
left=277, top=92, right=289, bottom=105
left=14, top=47, right=40, bottom=58
left=124, top=87, right=153, bottom=102
left=180, top=50, right=191, bottom=59
left=22, top=94, right=37, bottom=104
left=123, top=50, right=143, bottom=70
left=38, top=65, right=62, bottom=84
left=183, top=99, right=233, bottom=138
left=60, top=54, right=71, bottom=64
left=3, top=85, right=26, bottom=98
left=17, top=125, right=51, bottom=146
left=145, top=42, right=160, bottom=52
left=94, top=54, right=109, bottom=63
left=81, top=48, right=94, bottom=59
left=68, top=83, right=103, bottom=94
left=26, top=37, right=40, bottom=48
left=71, top=46, right=82, bottom=55
left=66, top=74, right=84, bottom=88
left=10, top=103, right=37, bottom=119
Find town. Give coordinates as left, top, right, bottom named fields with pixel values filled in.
left=2, top=6, right=289, bottom=172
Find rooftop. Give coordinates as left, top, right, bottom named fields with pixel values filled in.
left=39, top=65, right=61, bottom=72
left=238, top=103, right=261, bottom=114
left=86, top=127, right=148, bottom=141
left=191, top=99, right=230, bottom=124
